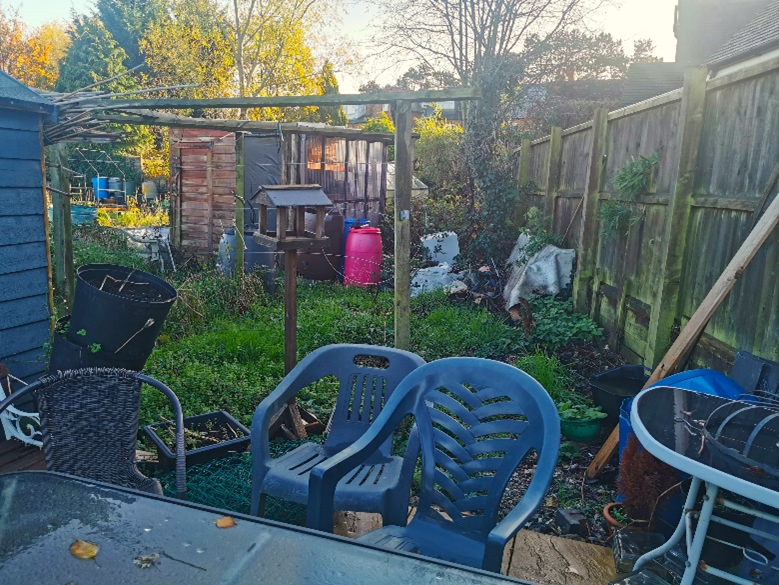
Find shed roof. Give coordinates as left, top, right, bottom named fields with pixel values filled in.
left=706, top=0, right=779, bottom=69
left=0, top=72, right=55, bottom=115
left=256, top=185, right=332, bottom=207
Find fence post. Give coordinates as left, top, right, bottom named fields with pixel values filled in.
left=645, top=68, right=708, bottom=367
left=394, top=100, right=414, bottom=350
left=515, top=138, right=532, bottom=225
left=543, top=127, right=563, bottom=220
left=50, top=142, right=74, bottom=308
left=234, top=134, right=245, bottom=277
left=573, top=108, right=609, bottom=314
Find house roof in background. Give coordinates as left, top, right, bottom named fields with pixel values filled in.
left=513, top=80, right=625, bottom=119
left=620, top=62, right=686, bottom=107
left=0, top=72, right=54, bottom=115
left=706, top=0, right=779, bottom=69
left=674, top=0, right=773, bottom=66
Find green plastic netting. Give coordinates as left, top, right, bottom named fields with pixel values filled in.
left=153, top=438, right=320, bottom=525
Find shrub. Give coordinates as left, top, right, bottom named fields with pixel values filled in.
left=530, top=297, right=603, bottom=349
left=96, top=200, right=169, bottom=228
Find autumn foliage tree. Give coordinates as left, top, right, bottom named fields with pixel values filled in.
left=0, top=6, right=65, bottom=89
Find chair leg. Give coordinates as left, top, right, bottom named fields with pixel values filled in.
left=251, top=492, right=267, bottom=517
left=383, top=492, right=410, bottom=527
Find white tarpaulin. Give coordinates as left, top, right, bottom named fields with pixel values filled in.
left=503, top=234, right=575, bottom=311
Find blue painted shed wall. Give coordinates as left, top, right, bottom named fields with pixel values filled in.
left=0, top=109, right=50, bottom=383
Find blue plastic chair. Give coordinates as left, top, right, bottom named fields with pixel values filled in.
left=250, top=344, right=425, bottom=524
left=307, top=357, right=560, bottom=573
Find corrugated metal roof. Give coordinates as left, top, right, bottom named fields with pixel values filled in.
left=620, top=63, right=686, bottom=107
left=0, top=72, right=54, bottom=114
left=706, top=0, right=779, bottom=68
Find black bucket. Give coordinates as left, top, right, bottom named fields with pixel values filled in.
left=590, top=365, right=650, bottom=424
left=68, top=264, right=177, bottom=355
left=49, top=316, right=152, bottom=373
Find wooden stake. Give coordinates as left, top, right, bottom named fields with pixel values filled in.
left=394, top=100, right=414, bottom=350
left=587, top=178, right=779, bottom=478
left=284, top=249, right=298, bottom=374
left=50, top=142, right=74, bottom=308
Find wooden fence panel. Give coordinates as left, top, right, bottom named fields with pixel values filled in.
left=513, top=59, right=779, bottom=369
left=604, top=102, right=682, bottom=196
left=529, top=141, right=549, bottom=189
left=695, top=70, right=779, bottom=200
left=559, top=129, right=591, bottom=195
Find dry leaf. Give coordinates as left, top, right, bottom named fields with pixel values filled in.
left=69, top=539, right=99, bottom=559
left=216, top=516, right=237, bottom=529
left=134, top=554, right=159, bottom=569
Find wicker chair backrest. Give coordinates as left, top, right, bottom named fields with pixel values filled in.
left=37, top=368, right=161, bottom=494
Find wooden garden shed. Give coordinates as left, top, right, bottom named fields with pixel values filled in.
left=169, top=124, right=389, bottom=256
left=0, top=72, right=55, bottom=388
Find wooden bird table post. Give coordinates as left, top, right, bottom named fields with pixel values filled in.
left=253, top=185, right=331, bottom=437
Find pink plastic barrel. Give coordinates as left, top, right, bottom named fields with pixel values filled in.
left=343, top=226, right=382, bottom=287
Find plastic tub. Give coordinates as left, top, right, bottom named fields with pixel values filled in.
left=69, top=264, right=177, bottom=355
left=560, top=418, right=602, bottom=442
left=590, top=365, right=650, bottom=424
left=144, top=410, right=251, bottom=471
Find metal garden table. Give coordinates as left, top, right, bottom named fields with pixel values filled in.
left=0, top=471, right=530, bottom=584
left=630, top=386, right=779, bottom=585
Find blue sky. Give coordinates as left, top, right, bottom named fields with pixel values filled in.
left=10, top=0, right=679, bottom=91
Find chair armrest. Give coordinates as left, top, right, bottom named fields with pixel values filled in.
left=483, top=437, right=559, bottom=572
left=399, top=426, right=420, bottom=487
left=0, top=382, right=40, bottom=418
left=250, top=350, right=333, bottom=464
left=138, top=374, right=186, bottom=500
left=306, top=399, right=414, bottom=532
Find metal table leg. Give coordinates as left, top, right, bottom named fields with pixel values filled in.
left=635, top=477, right=702, bottom=571
left=680, top=482, right=719, bottom=585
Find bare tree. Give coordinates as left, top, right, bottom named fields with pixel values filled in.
left=379, top=0, right=607, bottom=88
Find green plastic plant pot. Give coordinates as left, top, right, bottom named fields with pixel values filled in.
left=560, top=418, right=602, bottom=442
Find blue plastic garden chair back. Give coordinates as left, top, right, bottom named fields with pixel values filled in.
left=250, top=344, right=425, bottom=520
left=307, top=357, right=560, bottom=573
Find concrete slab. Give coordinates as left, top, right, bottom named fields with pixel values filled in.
left=506, top=530, right=616, bottom=585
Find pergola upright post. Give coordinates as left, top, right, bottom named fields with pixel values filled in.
left=394, top=100, right=414, bottom=350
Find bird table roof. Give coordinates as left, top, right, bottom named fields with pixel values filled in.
left=256, top=185, right=332, bottom=207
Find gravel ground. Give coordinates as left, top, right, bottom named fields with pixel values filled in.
left=500, top=339, right=627, bottom=547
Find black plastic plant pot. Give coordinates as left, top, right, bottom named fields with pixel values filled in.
left=68, top=264, right=177, bottom=355
left=49, top=316, right=152, bottom=373
left=590, top=365, right=651, bottom=424
left=144, top=410, right=251, bottom=471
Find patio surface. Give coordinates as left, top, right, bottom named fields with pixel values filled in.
left=0, top=440, right=45, bottom=472
left=334, top=511, right=617, bottom=584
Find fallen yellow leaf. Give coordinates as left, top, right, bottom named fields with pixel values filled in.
left=70, top=539, right=99, bottom=559
left=216, top=516, right=237, bottom=529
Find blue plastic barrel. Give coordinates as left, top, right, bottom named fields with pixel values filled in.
left=91, top=177, right=109, bottom=199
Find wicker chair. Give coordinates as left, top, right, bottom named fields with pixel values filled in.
left=0, top=368, right=185, bottom=499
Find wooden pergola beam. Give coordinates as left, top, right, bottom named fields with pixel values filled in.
left=83, top=87, right=481, bottom=110
left=95, top=111, right=408, bottom=143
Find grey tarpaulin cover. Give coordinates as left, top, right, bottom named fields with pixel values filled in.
left=503, top=234, right=575, bottom=311
left=244, top=135, right=282, bottom=228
